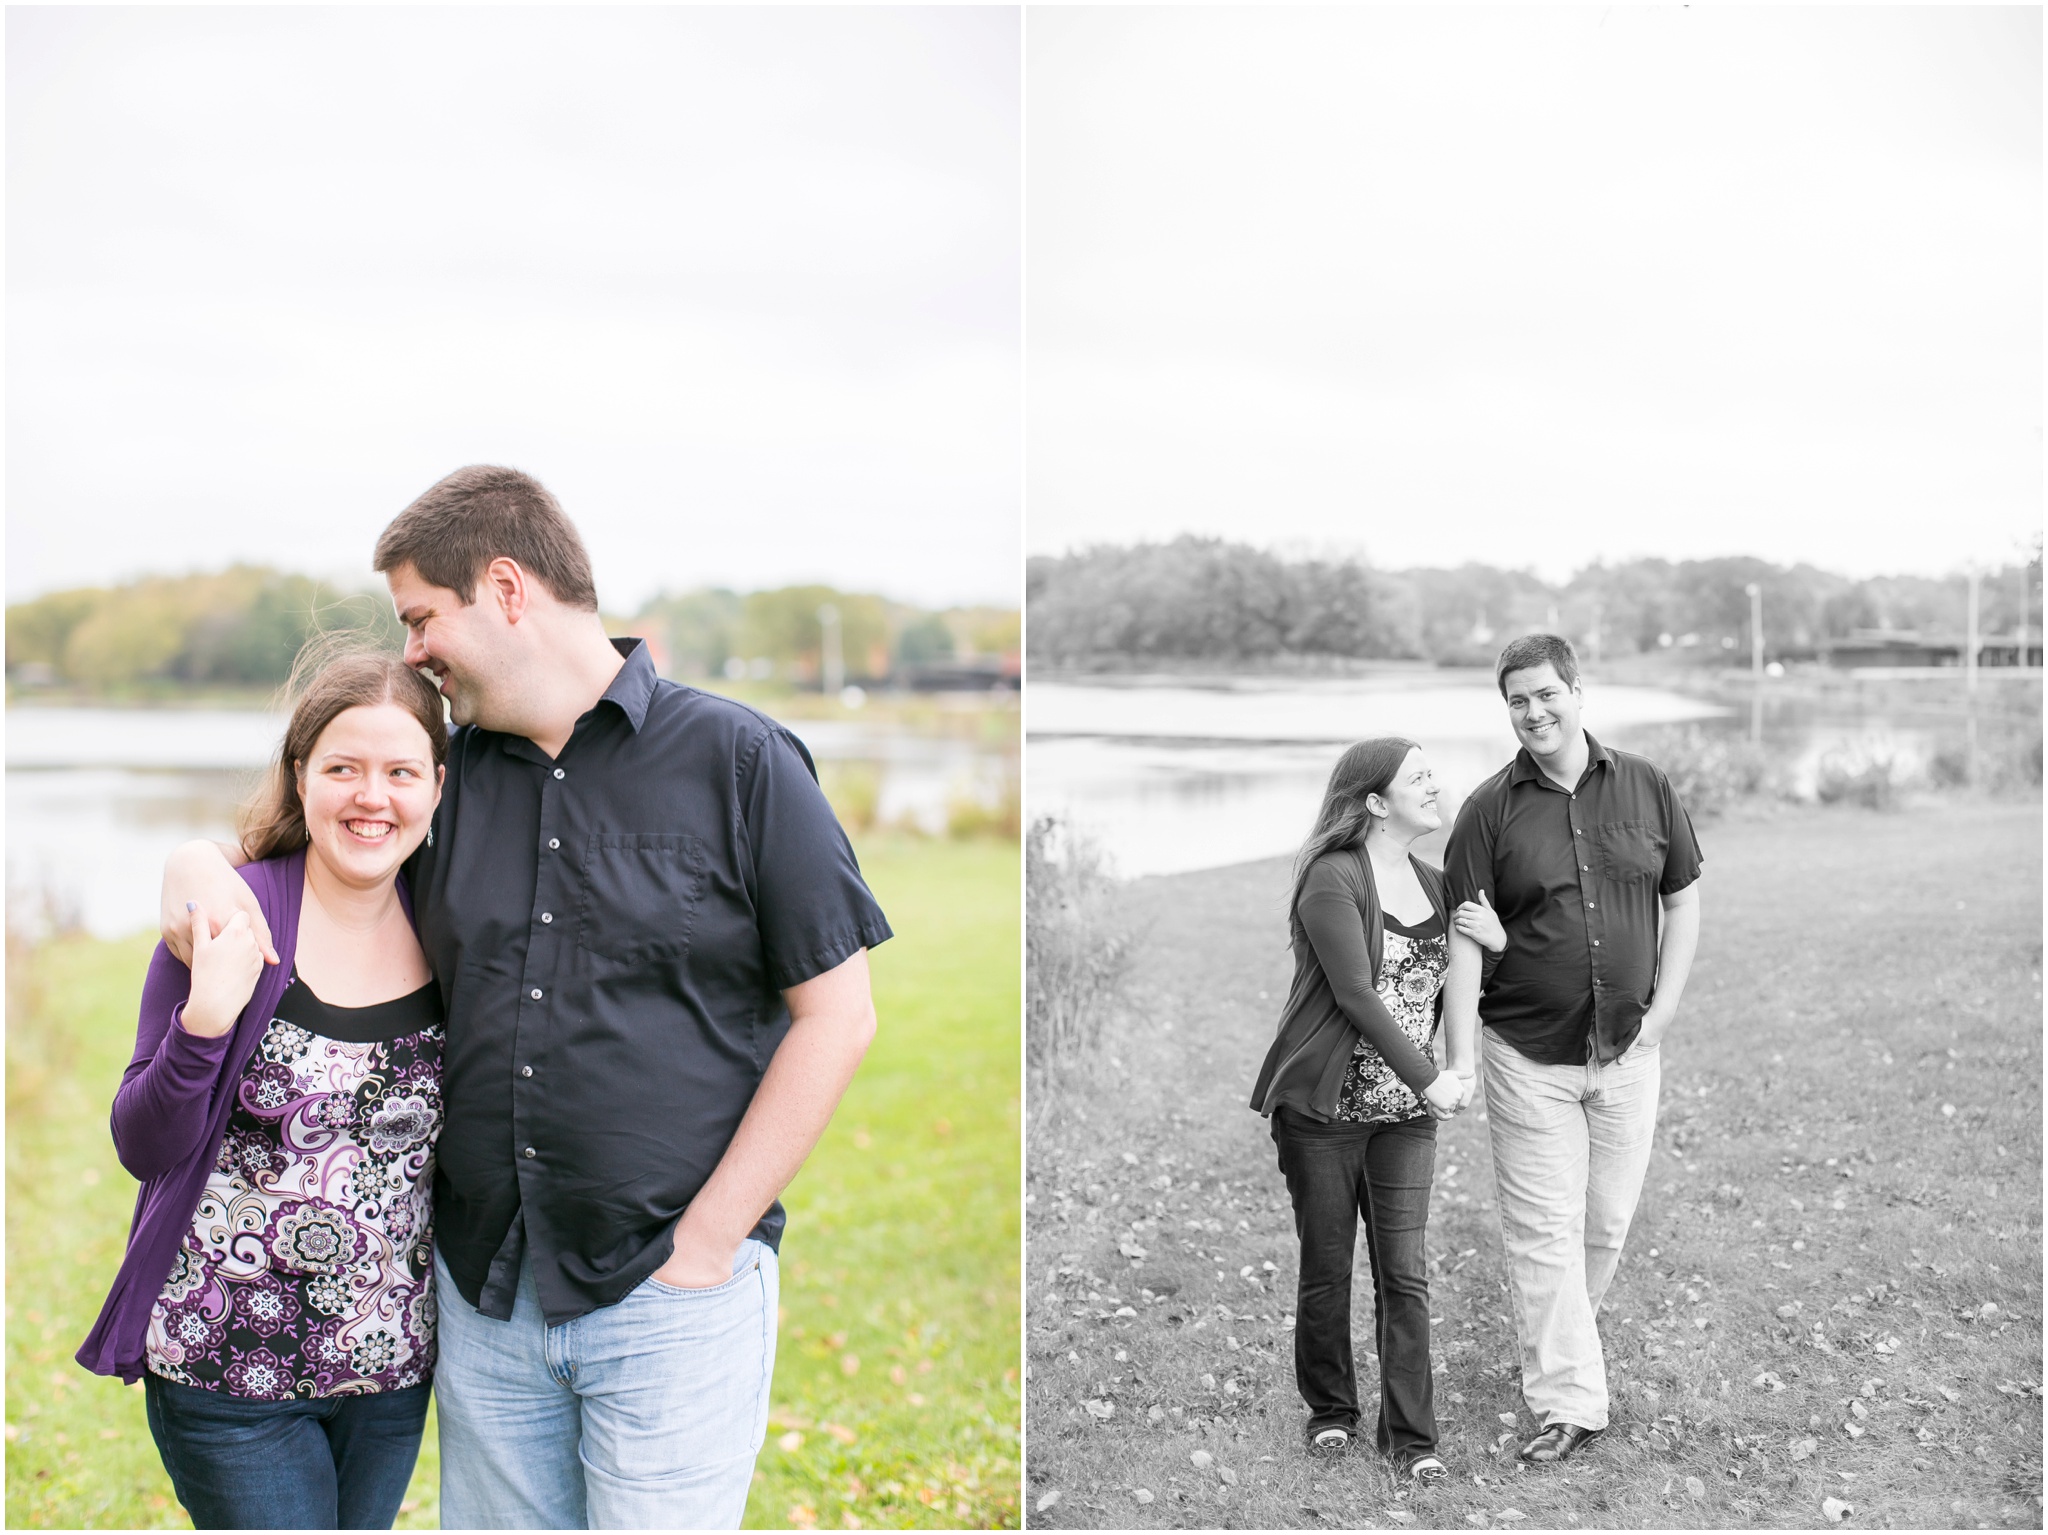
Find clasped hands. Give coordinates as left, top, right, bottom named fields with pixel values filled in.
left=1422, top=1068, right=1476, bottom=1121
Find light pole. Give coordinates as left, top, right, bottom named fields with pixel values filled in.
left=818, top=603, right=845, bottom=700
left=1965, top=569, right=1980, bottom=695
left=1745, top=582, right=1763, bottom=743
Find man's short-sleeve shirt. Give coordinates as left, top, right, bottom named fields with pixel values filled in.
left=1442, top=731, right=1700, bottom=1066
left=406, top=640, right=893, bottom=1325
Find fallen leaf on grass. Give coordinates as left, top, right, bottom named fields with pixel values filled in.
left=1035, top=1490, right=1060, bottom=1513
left=1082, top=1399, right=1114, bottom=1420
left=1753, top=1371, right=1787, bottom=1391
left=1147, top=1404, right=1164, bottom=1422
left=1937, top=1385, right=1960, bottom=1403
left=1790, top=1438, right=1818, bottom=1461
left=1498, top=1508, right=1525, bottom=1522
left=1498, top=1412, right=1518, bottom=1426
left=1133, top=1488, right=1153, bottom=1505
left=1822, top=1495, right=1853, bottom=1522
left=1218, top=1468, right=1238, bottom=1486
left=1686, top=1476, right=1706, bottom=1500
left=778, top=1431, right=805, bottom=1452
left=1843, top=1423, right=1863, bottom=1439
left=1189, top=1451, right=1212, bottom=1468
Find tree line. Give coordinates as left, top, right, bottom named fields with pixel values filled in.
left=6, top=566, right=1020, bottom=694
left=1027, top=538, right=2042, bottom=668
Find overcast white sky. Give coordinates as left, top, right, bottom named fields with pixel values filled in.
left=1027, top=6, right=2041, bottom=582
left=8, top=6, right=1019, bottom=611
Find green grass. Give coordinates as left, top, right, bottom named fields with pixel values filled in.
left=1025, top=801, right=2042, bottom=1530
left=6, top=835, right=1020, bottom=1530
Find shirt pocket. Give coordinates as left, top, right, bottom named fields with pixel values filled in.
left=576, top=833, right=708, bottom=966
left=1593, top=820, right=1666, bottom=884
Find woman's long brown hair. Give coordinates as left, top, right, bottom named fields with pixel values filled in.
left=240, top=638, right=447, bottom=863
left=1286, top=736, right=1420, bottom=940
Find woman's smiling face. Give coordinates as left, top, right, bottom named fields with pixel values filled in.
left=296, top=703, right=442, bottom=887
left=1373, top=746, right=1441, bottom=835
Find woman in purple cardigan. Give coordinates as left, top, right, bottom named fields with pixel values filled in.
left=79, top=651, right=447, bottom=1530
left=1250, top=738, right=1504, bottom=1478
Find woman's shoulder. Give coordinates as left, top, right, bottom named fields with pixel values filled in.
left=1302, top=846, right=1370, bottom=899
left=235, top=851, right=303, bottom=913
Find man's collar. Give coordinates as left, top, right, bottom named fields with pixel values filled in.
left=600, top=637, right=657, bottom=732
left=494, top=637, right=657, bottom=763
left=1508, top=729, right=1611, bottom=786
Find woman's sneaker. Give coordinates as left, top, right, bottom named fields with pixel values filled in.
left=1308, top=1425, right=1351, bottom=1455
left=1399, top=1453, right=1450, bottom=1485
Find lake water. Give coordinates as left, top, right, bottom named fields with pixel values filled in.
left=7, top=705, right=1014, bottom=938
left=1023, top=671, right=1979, bottom=877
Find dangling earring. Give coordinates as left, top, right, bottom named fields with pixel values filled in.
left=427, top=822, right=434, bottom=848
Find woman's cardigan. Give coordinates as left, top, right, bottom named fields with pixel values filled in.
left=1249, top=846, right=1495, bottom=1122
left=75, top=851, right=320, bottom=1382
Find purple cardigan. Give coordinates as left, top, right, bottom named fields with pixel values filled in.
left=77, top=850, right=413, bottom=1383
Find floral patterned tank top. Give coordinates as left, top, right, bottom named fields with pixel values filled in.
left=1334, top=910, right=1449, bottom=1124
left=145, top=973, right=444, bottom=1398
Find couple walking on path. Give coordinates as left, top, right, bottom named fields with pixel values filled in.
left=78, top=467, right=893, bottom=1530
left=1252, top=633, right=1705, bottom=1481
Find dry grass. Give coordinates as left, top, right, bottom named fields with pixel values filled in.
left=1024, top=801, right=2042, bottom=1530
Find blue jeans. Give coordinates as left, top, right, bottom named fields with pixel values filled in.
left=434, top=1241, right=777, bottom=1529
left=144, top=1373, right=429, bottom=1529
left=1271, top=1108, right=1438, bottom=1460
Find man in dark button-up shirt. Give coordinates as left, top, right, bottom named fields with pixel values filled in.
left=164, top=466, right=891, bottom=1529
left=1440, top=633, right=1701, bottom=1469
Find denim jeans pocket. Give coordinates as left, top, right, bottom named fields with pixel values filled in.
left=640, top=1243, right=764, bottom=1300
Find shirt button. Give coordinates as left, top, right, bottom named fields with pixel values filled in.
left=1587, top=901, right=1596, bottom=909
left=553, top=768, right=565, bottom=780
left=524, top=1146, right=536, bottom=1158
left=1575, top=829, right=1583, bottom=836
left=1593, top=939, right=1601, bottom=947
left=1582, top=864, right=1590, bottom=872
left=541, top=912, right=554, bottom=924
left=521, top=1065, right=534, bottom=1078
left=548, top=838, right=560, bottom=850
left=530, top=988, right=543, bottom=1000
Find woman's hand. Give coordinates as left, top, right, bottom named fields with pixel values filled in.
left=1453, top=889, right=1506, bottom=954
left=1421, top=1069, right=1466, bottom=1119
left=181, top=905, right=266, bottom=1039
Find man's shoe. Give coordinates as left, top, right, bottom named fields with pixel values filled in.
left=1518, top=1423, right=1603, bottom=1463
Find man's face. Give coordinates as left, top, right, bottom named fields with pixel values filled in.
left=386, top=564, right=515, bottom=730
left=1501, top=662, right=1583, bottom=761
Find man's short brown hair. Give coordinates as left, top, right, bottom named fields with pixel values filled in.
left=373, top=466, right=598, bottom=611
left=1495, top=632, right=1581, bottom=698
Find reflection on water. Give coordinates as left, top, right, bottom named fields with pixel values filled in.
left=1024, top=673, right=1977, bottom=878
left=8, top=706, right=1013, bottom=938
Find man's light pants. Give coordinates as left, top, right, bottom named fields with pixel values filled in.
left=1481, top=1027, right=1660, bottom=1433
left=434, top=1240, right=777, bottom=1529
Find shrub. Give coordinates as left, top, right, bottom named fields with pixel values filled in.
left=1624, top=725, right=1784, bottom=816
left=1814, top=745, right=1901, bottom=810
left=819, top=761, right=881, bottom=834
left=1025, top=816, right=1129, bottom=1067
left=946, top=782, right=1021, bottom=841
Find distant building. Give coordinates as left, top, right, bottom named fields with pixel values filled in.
left=1819, top=627, right=2042, bottom=669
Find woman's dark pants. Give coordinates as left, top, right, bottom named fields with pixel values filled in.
left=144, top=1373, right=429, bottom=1530
left=1272, top=1107, right=1438, bottom=1459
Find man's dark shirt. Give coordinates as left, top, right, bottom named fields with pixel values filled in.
left=1442, top=731, right=1701, bottom=1067
left=406, top=639, right=893, bottom=1325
